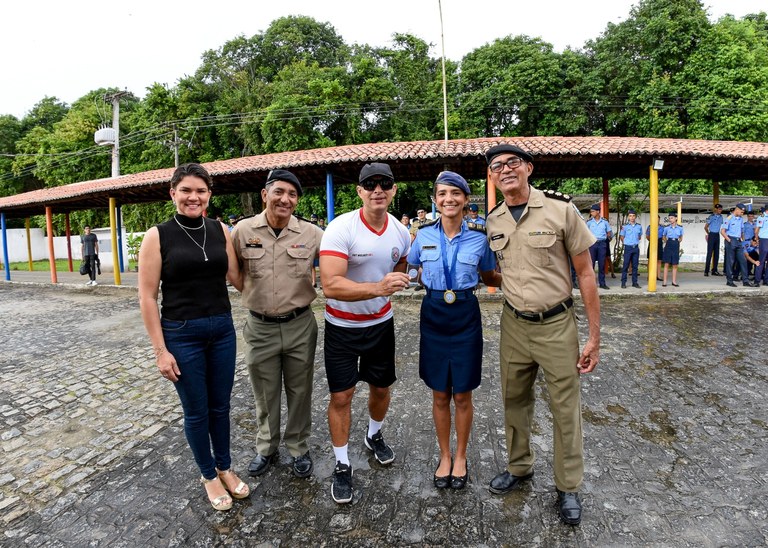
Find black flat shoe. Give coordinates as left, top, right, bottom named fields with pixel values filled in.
left=557, top=489, right=582, bottom=525
left=671, top=283, right=679, bottom=287
left=434, top=458, right=452, bottom=489
left=451, top=463, right=468, bottom=490
left=248, top=452, right=277, bottom=477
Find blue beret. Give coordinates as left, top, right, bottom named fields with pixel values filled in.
left=590, top=204, right=601, bottom=211
left=735, top=203, right=746, bottom=210
left=468, top=204, right=479, bottom=212
left=668, top=211, right=677, bottom=217
left=485, top=144, right=534, bottom=165
left=763, top=204, right=768, bottom=212
left=434, top=171, right=470, bottom=195
left=627, top=209, right=636, bottom=214
left=266, top=169, right=302, bottom=196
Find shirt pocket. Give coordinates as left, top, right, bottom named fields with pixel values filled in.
left=527, top=232, right=557, bottom=267
left=420, top=248, right=441, bottom=288
left=456, top=252, right=480, bottom=287
left=242, top=247, right=266, bottom=279
left=488, top=234, right=509, bottom=269
left=286, top=247, right=313, bottom=278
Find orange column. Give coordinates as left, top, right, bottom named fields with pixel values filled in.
left=45, top=206, right=58, bottom=284
left=486, top=167, right=497, bottom=294
left=65, top=213, right=73, bottom=272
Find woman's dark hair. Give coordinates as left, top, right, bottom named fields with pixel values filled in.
left=170, top=163, right=213, bottom=190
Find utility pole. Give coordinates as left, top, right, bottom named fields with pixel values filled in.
left=103, top=91, right=129, bottom=178
left=164, top=124, right=183, bottom=167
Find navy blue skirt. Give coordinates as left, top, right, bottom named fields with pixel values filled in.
left=662, top=239, right=680, bottom=265
left=419, top=292, right=482, bottom=394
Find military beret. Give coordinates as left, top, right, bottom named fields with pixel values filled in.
left=266, top=169, right=302, bottom=196
left=484, top=144, right=534, bottom=165
left=468, top=204, right=479, bottom=212
left=627, top=209, right=636, bottom=214
left=434, top=171, right=470, bottom=195
left=735, top=203, right=746, bottom=210
left=667, top=211, right=677, bottom=217
left=590, top=204, right=601, bottom=211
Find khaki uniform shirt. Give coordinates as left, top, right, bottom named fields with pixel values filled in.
left=487, top=186, right=595, bottom=313
left=232, top=212, right=324, bottom=316
left=409, top=217, right=427, bottom=237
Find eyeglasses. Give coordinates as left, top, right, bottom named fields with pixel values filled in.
left=489, top=157, right=524, bottom=173
left=360, top=179, right=395, bottom=191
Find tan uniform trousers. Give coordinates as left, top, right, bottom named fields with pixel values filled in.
left=243, top=309, right=317, bottom=458
left=499, top=305, right=583, bottom=492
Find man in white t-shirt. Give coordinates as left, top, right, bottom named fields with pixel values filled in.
left=319, top=162, right=411, bottom=504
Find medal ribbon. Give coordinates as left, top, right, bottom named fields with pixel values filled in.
left=439, top=221, right=460, bottom=291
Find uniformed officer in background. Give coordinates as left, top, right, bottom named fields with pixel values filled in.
left=704, top=204, right=724, bottom=276
left=231, top=169, right=324, bottom=479
left=620, top=209, right=643, bottom=289
left=586, top=204, right=612, bottom=290
left=755, top=205, right=768, bottom=286
left=721, top=203, right=757, bottom=287
left=466, top=203, right=486, bottom=227
left=485, top=144, right=601, bottom=526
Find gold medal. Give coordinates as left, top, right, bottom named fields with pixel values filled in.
left=443, top=290, right=456, bottom=304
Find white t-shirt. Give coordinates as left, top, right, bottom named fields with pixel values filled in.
left=320, top=208, right=411, bottom=328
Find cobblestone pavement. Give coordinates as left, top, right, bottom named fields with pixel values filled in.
left=1, top=283, right=767, bottom=547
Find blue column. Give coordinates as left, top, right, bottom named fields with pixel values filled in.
left=1, top=213, right=9, bottom=281
left=326, top=170, right=335, bottom=222
left=116, top=203, right=124, bottom=272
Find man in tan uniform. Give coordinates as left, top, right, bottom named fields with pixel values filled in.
left=232, top=169, right=324, bottom=479
left=484, top=144, right=601, bottom=526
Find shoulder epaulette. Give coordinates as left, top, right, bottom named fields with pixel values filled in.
left=293, top=214, right=311, bottom=223
left=466, top=222, right=486, bottom=233
left=488, top=202, right=506, bottom=215
left=542, top=189, right=572, bottom=202
left=418, top=219, right=439, bottom=229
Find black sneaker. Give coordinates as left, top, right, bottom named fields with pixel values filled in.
left=331, top=462, right=353, bottom=504
left=364, top=431, right=395, bottom=465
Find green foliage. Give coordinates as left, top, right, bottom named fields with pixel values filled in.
left=126, top=233, right=144, bottom=263
left=2, top=6, right=768, bottom=219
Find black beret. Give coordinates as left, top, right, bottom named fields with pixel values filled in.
left=485, top=144, right=534, bottom=165
left=266, top=169, right=302, bottom=196
left=359, top=162, right=394, bottom=183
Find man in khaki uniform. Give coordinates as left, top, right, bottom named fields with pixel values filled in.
left=484, top=144, right=601, bottom=526
left=232, top=169, right=324, bottom=479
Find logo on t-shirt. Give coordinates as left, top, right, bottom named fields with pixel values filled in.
left=391, top=247, right=401, bottom=262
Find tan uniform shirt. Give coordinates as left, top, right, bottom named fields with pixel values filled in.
left=487, top=186, right=595, bottom=313
left=232, top=212, right=324, bottom=316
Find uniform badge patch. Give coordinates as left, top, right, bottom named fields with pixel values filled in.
left=391, top=247, right=401, bottom=262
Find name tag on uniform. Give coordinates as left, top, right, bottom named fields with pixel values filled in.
left=246, top=243, right=262, bottom=248
left=421, top=245, right=437, bottom=250
left=528, top=231, right=556, bottom=236
left=291, top=244, right=307, bottom=248
left=490, top=234, right=504, bottom=241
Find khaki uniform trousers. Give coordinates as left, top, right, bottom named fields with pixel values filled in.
left=499, top=305, right=584, bottom=492
left=243, top=309, right=318, bottom=457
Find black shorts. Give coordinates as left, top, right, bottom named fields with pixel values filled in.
left=324, top=318, right=397, bottom=392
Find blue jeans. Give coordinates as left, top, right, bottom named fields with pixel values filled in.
left=162, top=312, right=236, bottom=479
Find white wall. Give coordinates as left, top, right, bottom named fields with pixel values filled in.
left=2, top=227, right=130, bottom=271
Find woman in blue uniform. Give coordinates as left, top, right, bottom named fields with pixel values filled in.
left=407, top=171, right=501, bottom=490
left=662, top=211, right=684, bottom=286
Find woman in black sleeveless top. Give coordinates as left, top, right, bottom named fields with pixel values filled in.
left=138, top=163, right=247, bottom=511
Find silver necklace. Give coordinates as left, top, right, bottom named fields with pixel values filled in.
left=174, top=216, right=208, bottom=261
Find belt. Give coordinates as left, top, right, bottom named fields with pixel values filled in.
left=505, top=297, right=574, bottom=322
left=625, top=244, right=638, bottom=248
left=666, top=239, right=679, bottom=241
left=425, top=288, right=475, bottom=301
left=250, top=305, right=309, bottom=323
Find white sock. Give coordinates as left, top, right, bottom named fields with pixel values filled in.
left=333, top=444, right=349, bottom=466
left=368, top=418, right=383, bottom=439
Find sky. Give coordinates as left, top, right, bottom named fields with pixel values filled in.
left=3, top=0, right=765, bottom=119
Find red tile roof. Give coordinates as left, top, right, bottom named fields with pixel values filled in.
left=1, top=136, right=766, bottom=218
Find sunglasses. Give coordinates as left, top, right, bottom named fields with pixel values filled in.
left=360, top=178, right=395, bottom=191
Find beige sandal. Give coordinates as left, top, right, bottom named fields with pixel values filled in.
left=200, top=476, right=233, bottom=511
left=217, top=468, right=250, bottom=499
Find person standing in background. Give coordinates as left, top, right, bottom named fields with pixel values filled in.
left=80, top=226, right=99, bottom=286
